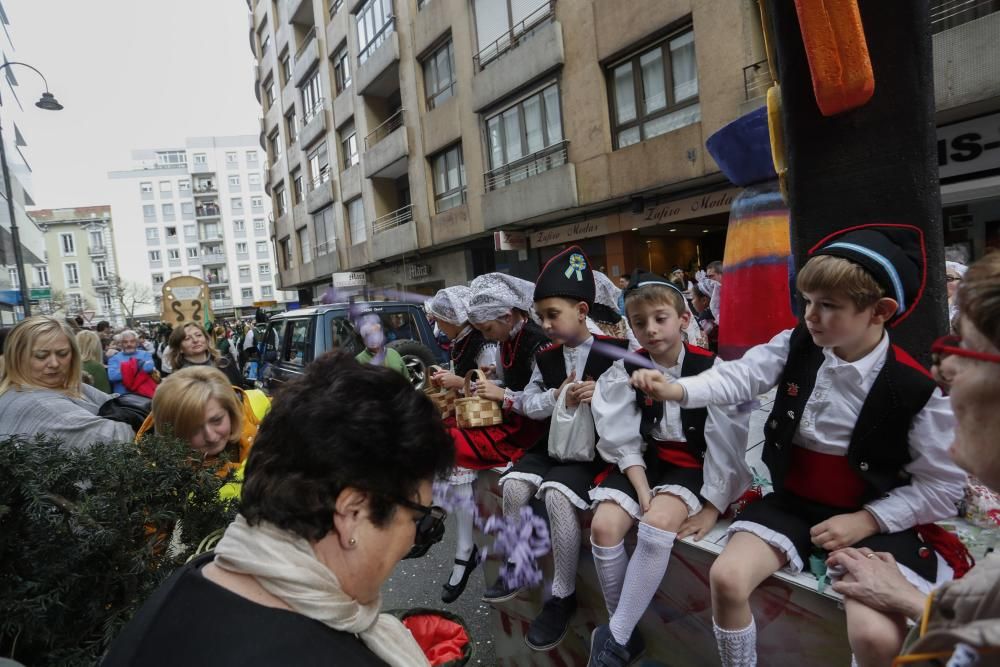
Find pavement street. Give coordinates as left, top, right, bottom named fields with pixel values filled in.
left=381, top=512, right=497, bottom=665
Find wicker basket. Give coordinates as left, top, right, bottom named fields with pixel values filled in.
left=454, top=369, right=504, bottom=428
left=424, top=366, right=457, bottom=418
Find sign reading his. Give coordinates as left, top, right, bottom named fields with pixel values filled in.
left=161, top=276, right=211, bottom=326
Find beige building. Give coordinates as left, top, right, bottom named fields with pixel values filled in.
left=249, top=0, right=780, bottom=300
left=28, top=206, right=122, bottom=325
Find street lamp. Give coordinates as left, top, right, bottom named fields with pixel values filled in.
left=0, top=61, right=63, bottom=318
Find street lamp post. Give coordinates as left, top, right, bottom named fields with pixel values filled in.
left=0, top=61, right=63, bottom=318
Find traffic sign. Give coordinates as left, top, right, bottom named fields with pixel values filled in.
left=29, top=287, right=51, bottom=300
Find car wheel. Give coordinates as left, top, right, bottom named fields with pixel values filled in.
left=388, top=340, right=437, bottom=390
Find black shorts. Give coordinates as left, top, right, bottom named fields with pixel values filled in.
left=500, top=447, right=607, bottom=509
left=590, top=449, right=704, bottom=520
left=735, top=491, right=938, bottom=582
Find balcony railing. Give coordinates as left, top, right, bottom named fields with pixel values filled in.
left=194, top=183, right=217, bottom=194
left=484, top=140, right=568, bottom=191
left=92, top=277, right=111, bottom=289
left=743, top=59, right=774, bottom=101
left=364, top=109, right=404, bottom=151
left=211, top=298, right=234, bottom=310
left=206, top=276, right=229, bottom=286
left=202, top=253, right=228, bottom=265
left=88, top=245, right=107, bottom=257
left=359, top=16, right=395, bottom=64
left=330, top=0, right=343, bottom=17
left=930, top=0, right=1000, bottom=33
left=196, top=206, right=221, bottom=218
left=372, top=203, right=413, bottom=234
left=303, top=97, right=325, bottom=124
left=473, top=1, right=554, bottom=71
left=315, top=239, right=337, bottom=255
left=294, top=26, right=317, bottom=62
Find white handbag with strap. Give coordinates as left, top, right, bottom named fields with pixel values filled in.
left=547, top=383, right=597, bottom=462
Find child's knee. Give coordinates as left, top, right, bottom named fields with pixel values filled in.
left=709, top=556, right=753, bottom=606
left=642, top=494, right=688, bottom=532
left=590, top=503, right=632, bottom=546
left=846, top=601, right=906, bottom=663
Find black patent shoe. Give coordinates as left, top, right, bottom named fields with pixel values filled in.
left=525, top=592, right=577, bottom=651
left=441, top=544, right=479, bottom=604
left=481, top=564, right=523, bottom=603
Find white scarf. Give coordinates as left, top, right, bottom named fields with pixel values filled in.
left=213, top=515, right=430, bottom=667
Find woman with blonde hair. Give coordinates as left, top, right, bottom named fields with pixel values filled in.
left=0, top=316, right=134, bottom=448
left=76, top=329, right=111, bottom=393
left=167, top=322, right=244, bottom=387
left=137, top=366, right=261, bottom=498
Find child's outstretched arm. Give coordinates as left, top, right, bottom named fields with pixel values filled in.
left=677, top=329, right=793, bottom=408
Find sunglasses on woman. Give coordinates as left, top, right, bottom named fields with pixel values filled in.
left=396, top=497, right=447, bottom=560
left=931, top=335, right=1000, bottom=367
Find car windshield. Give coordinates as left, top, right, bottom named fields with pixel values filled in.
left=329, top=309, right=420, bottom=353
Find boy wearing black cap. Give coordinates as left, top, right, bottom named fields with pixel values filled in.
left=485, top=245, right=628, bottom=652
left=633, top=225, right=966, bottom=667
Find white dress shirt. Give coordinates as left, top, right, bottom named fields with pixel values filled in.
left=519, top=335, right=595, bottom=420
left=591, top=348, right=752, bottom=513
left=678, top=328, right=965, bottom=532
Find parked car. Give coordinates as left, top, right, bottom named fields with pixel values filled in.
left=258, top=302, right=447, bottom=394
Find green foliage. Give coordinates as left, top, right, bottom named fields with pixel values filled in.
left=0, top=432, right=239, bottom=666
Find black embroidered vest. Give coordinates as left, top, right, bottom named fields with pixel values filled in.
left=535, top=335, right=628, bottom=389
left=763, top=324, right=937, bottom=501
left=499, top=320, right=550, bottom=392
left=450, top=329, right=489, bottom=378
left=624, top=344, right=715, bottom=455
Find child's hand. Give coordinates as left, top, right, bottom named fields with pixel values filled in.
left=566, top=380, right=596, bottom=407
left=473, top=378, right=506, bottom=403
left=679, top=504, right=721, bottom=541
left=624, top=465, right=652, bottom=514
left=810, top=510, right=880, bottom=551
left=432, top=370, right=464, bottom=390
left=480, top=364, right=497, bottom=379
left=629, top=369, right=684, bottom=402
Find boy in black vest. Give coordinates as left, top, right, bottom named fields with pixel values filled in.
left=586, top=271, right=751, bottom=667
left=484, top=245, right=628, bottom=652
left=633, top=226, right=966, bottom=667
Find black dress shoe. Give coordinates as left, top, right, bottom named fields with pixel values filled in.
left=441, top=544, right=479, bottom=604
left=525, top=592, right=577, bottom=651
left=482, top=564, right=522, bottom=603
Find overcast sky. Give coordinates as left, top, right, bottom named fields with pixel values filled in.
left=8, top=0, right=261, bottom=209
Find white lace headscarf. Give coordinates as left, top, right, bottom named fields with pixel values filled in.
left=592, top=271, right=623, bottom=319
left=467, top=273, right=536, bottom=324
left=425, top=286, right=472, bottom=326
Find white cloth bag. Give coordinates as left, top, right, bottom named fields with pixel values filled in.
left=547, top=383, right=597, bottom=462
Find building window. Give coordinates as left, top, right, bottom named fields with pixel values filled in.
left=251, top=196, right=264, bottom=209
left=253, top=218, right=266, bottom=232
left=275, top=186, right=288, bottom=216
left=313, top=205, right=336, bottom=256
left=339, top=122, right=358, bottom=169
left=101, top=294, right=114, bottom=313
left=241, top=287, right=254, bottom=299
left=146, top=228, right=160, bottom=242
left=231, top=197, right=244, bottom=212
left=236, top=242, right=249, bottom=254
left=285, top=110, right=299, bottom=145
left=229, top=175, right=241, bottom=187
left=140, top=181, right=153, bottom=193
left=89, top=230, right=104, bottom=250
left=256, top=240, right=269, bottom=254
left=484, top=82, right=565, bottom=189
left=261, top=285, right=273, bottom=298
left=94, top=261, right=108, bottom=280
left=179, top=179, right=191, bottom=192
left=8, top=267, right=18, bottom=288
left=330, top=0, right=344, bottom=17
left=159, top=180, right=172, bottom=194
left=608, top=29, right=699, bottom=149
left=298, top=227, right=312, bottom=264
left=268, top=129, right=282, bottom=162
left=423, top=39, right=455, bottom=110
left=333, top=44, right=351, bottom=94
left=260, top=33, right=271, bottom=56
left=258, top=263, right=271, bottom=276
left=246, top=150, right=259, bottom=164
left=239, top=265, right=251, bottom=280
left=36, top=265, right=49, bottom=287
left=165, top=225, right=178, bottom=239
left=152, top=273, right=164, bottom=286
left=143, top=204, right=157, bottom=221
left=193, top=153, right=208, bottom=165
left=280, top=50, right=292, bottom=84
left=181, top=201, right=194, bottom=217
left=357, top=0, right=394, bottom=64
left=156, top=150, right=187, bottom=168
left=168, top=248, right=181, bottom=260
left=301, top=70, right=323, bottom=123
left=149, top=250, right=161, bottom=262
left=347, top=197, right=366, bottom=245
left=226, top=151, right=239, bottom=166
left=162, top=203, right=175, bottom=219
left=308, top=142, right=331, bottom=187
left=472, top=0, right=554, bottom=68
left=69, top=294, right=84, bottom=312
left=234, top=219, right=246, bottom=232
left=249, top=173, right=262, bottom=187
left=431, top=144, right=466, bottom=212
left=184, top=224, right=197, bottom=240
left=187, top=247, right=199, bottom=259
left=60, top=233, right=75, bottom=256
left=280, top=238, right=293, bottom=269
left=263, top=75, right=276, bottom=110
left=292, top=168, right=305, bottom=204
left=65, top=263, right=80, bottom=287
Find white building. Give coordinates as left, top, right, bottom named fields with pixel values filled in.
left=107, top=136, right=294, bottom=320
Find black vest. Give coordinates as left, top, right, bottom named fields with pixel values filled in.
left=763, top=324, right=937, bottom=501
left=535, top=335, right=628, bottom=389
left=499, top=320, right=550, bottom=392
left=624, top=345, right=715, bottom=455
left=450, top=329, right=489, bottom=378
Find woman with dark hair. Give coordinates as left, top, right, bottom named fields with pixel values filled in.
left=104, top=351, right=454, bottom=666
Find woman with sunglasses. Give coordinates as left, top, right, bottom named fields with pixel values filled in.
left=104, top=351, right=454, bottom=667
left=827, top=252, right=1000, bottom=665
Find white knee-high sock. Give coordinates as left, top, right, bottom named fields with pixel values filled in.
left=609, top=522, right=675, bottom=645
left=591, top=538, right=629, bottom=617
left=545, top=490, right=581, bottom=599
left=502, top=478, right=535, bottom=520
left=714, top=617, right=757, bottom=667
left=449, top=482, right=476, bottom=587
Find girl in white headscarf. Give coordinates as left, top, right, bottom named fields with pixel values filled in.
left=589, top=271, right=641, bottom=351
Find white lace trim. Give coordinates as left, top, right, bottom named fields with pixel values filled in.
left=651, top=483, right=703, bottom=517
left=725, top=520, right=804, bottom=573
left=589, top=486, right=642, bottom=520
left=498, top=471, right=542, bottom=491
left=447, top=466, right=478, bottom=486
left=537, top=481, right=592, bottom=510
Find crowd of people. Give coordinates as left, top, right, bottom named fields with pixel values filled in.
left=1, top=234, right=996, bottom=666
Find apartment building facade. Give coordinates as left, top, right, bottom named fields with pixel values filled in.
left=26, top=206, right=122, bottom=325
left=106, top=136, right=295, bottom=320
left=251, top=0, right=766, bottom=302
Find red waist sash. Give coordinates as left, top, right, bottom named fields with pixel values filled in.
left=654, top=440, right=702, bottom=469
left=783, top=445, right=867, bottom=509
